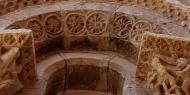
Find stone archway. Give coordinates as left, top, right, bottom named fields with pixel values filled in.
left=0, top=1, right=189, bottom=95
left=36, top=52, right=149, bottom=95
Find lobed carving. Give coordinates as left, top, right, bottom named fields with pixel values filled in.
left=26, top=17, right=46, bottom=42
left=113, top=14, right=134, bottom=39
left=130, top=20, right=152, bottom=46
left=136, top=33, right=190, bottom=95
left=86, top=12, right=108, bottom=35
left=44, top=13, right=63, bottom=37
left=66, top=13, right=85, bottom=35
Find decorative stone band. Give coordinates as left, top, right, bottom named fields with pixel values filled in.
left=5, top=10, right=171, bottom=61
left=136, top=32, right=190, bottom=95
left=0, top=0, right=189, bottom=30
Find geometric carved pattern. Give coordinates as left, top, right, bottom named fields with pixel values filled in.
left=130, top=21, right=152, bottom=45
left=66, top=13, right=85, bottom=35
left=6, top=10, right=168, bottom=47
left=136, top=32, right=190, bottom=95
left=0, top=0, right=189, bottom=30
left=86, top=12, right=107, bottom=35
left=26, top=18, right=46, bottom=42
left=44, top=13, right=63, bottom=37
left=113, top=14, right=134, bottom=39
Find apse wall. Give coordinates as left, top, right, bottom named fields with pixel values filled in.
left=37, top=52, right=149, bottom=95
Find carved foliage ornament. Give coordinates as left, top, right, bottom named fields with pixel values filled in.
left=26, top=18, right=46, bottom=42
left=113, top=15, right=134, bottom=39
left=86, top=12, right=107, bottom=35
left=130, top=21, right=152, bottom=45
left=44, top=13, right=63, bottom=37
left=66, top=13, right=85, bottom=35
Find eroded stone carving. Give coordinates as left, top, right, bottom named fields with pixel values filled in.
left=86, top=12, right=108, bottom=35
left=0, top=47, right=23, bottom=95
left=113, top=14, right=134, bottom=39
left=66, top=13, right=85, bottom=35
left=130, top=20, right=152, bottom=46
left=44, top=13, right=63, bottom=37
left=26, top=17, right=46, bottom=42
left=0, top=29, right=35, bottom=95
left=136, top=33, right=190, bottom=95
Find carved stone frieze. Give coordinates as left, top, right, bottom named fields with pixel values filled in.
left=6, top=10, right=168, bottom=60
left=0, top=0, right=189, bottom=30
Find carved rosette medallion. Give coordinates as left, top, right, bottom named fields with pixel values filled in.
left=44, top=14, right=63, bottom=37
left=66, top=13, right=85, bottom=35
left=26, top=18, right=46, bottom=42
left=130, top=21, right=152, bottom=45
left=86, top=12, right=107, bottom=35
left=114, top=15, right=134, bottom=39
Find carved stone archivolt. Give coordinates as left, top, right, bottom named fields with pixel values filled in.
left=7, top=10, right=167, bottom=46
left=130, top=20, right=152, bottom=46
left=0, top=0, right=189, bottom=30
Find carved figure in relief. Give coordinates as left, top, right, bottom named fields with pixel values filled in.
left=0, top=47, right=23, bottom=95
left=148, top=56, right=182, bottom=95
left=155, top=54, right=190, bottom=95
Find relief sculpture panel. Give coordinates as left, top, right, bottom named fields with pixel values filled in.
left=0, top=29, right=35, bottom=94
left=136, top=32, right=190, bottom=95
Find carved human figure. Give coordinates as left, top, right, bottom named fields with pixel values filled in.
left=155, top=54, right=190, bottom=95
left=149, top=56, right=182, bottom=95
left=0, top=47, right=23, bottom=95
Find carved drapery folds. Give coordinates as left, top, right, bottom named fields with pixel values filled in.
left=0, top=29, right=35, bottom=94
left=136, top=33, right=190, bottom=95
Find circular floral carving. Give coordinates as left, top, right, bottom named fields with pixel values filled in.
left=86, top=12, right=107, bottom=35
left=130, top=21, right=152, bottom=45
left=66, top=13, right=85, bottom=35
left=44, top=14, right=63, bottom=37
left=114, top=15, right=134, bottom=38
left=26, top=18, right=46, bottom=42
